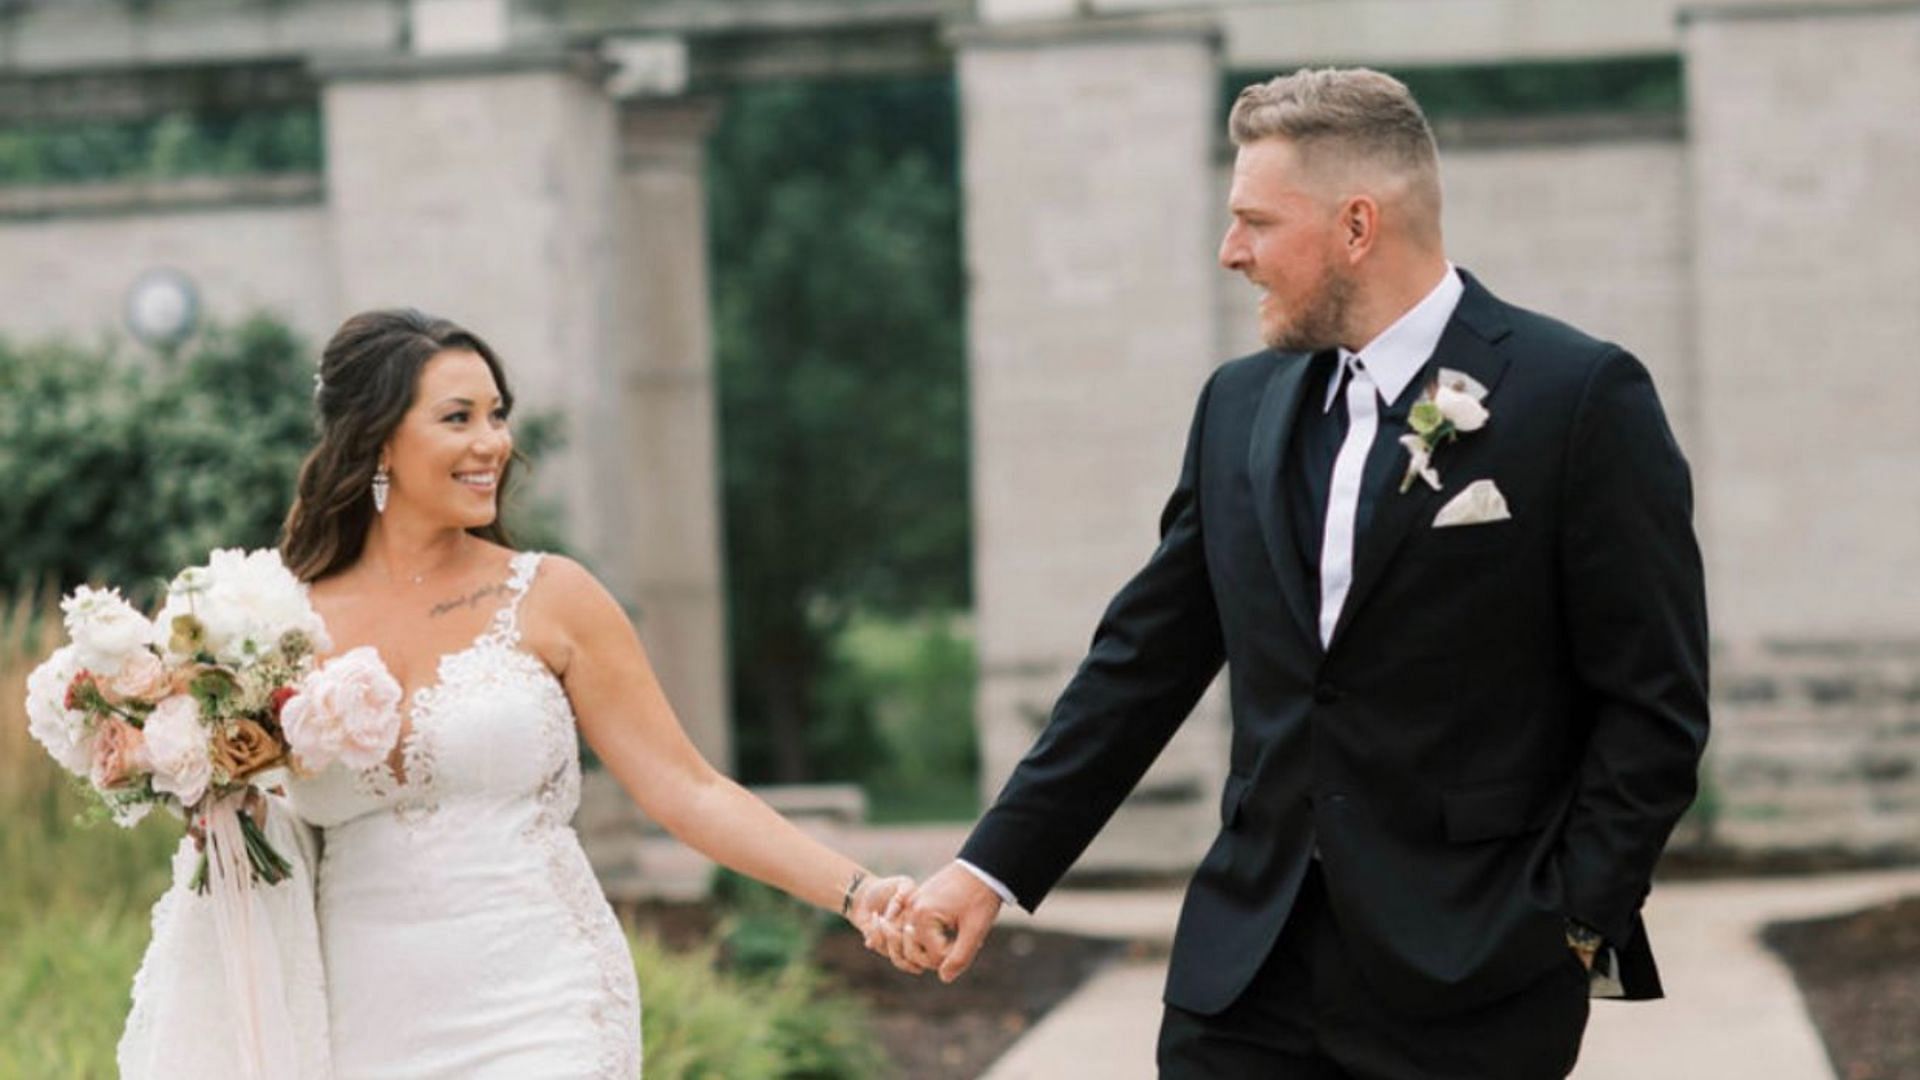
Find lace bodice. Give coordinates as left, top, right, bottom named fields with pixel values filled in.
left=287, top=551, right=576, bottom=830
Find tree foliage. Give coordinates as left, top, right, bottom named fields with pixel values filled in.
left=0, top=319, right=315, bottom=596
left=0, top=107, right=322, bottom=186
left=707, top=77, right=970, bottom=783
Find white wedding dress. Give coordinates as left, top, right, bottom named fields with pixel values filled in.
left=119, top=801, right=334, bottom=1079
left=120, top=552, right=643, bottom=1078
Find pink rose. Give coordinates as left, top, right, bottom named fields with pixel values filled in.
left=106, top=650, right=171, bottom=704
left=281, top=646, right=403, bottom=772
left=90, top=717, right=149, bottom=791
left=144, top=694, right=213, bottom=807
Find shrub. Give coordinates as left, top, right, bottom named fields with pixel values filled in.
left=633, top=933, right=886, bottom=1080
left=817, top=610, right=979, bottom=823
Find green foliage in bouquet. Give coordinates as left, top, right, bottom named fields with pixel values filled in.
left=0, top=316, right=566, bottom=599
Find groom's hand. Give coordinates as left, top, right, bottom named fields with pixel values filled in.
left=900, top=861, right=1003, bottom=983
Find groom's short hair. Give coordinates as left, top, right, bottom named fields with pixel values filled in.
left=1229, top=68, right=1442, bottom=233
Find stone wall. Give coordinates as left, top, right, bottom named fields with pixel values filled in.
left=1682, top=4, right=1920, bottom=853
left=0, top=187, right=338, bottom=347
left=1439, top=124, right=1697, bottom=454
left=1713, top=643, right=1920, bottom=852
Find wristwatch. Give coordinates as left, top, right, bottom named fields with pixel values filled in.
left=1565, top=918, right=1605, bottom=969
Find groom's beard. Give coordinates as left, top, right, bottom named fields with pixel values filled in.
left=1265, top=263, right=1356, bottom=354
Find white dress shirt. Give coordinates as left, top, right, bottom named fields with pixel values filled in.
left=958, top=266, right=1466, bottom=910
left=1317, top=265, right=1464, bottom=643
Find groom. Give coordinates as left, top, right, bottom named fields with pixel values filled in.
left=895, top=68, right=1708, bottom=1076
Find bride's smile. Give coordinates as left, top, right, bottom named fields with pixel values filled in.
left=378, top=348, right=515, bottom=531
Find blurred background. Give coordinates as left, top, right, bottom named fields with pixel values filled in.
left=2, top=1, right=1916, bottom=1076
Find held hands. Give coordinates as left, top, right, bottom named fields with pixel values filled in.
left=844, top=872, right=917, bottom=953
left=882, top=861, right=1003, bottom=983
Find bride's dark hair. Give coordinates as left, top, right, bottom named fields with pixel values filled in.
left=280, top=309, right=520, bottom=583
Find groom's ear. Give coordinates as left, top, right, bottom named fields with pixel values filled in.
left=1338, top=195, right=1380, bottom=261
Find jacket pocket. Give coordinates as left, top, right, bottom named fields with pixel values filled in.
left=1442, top=775, right=1557, bottom=844
left=1420, top=516, right=1518, bottom=558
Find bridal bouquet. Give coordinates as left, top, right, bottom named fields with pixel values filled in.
left=21, top=547, right=397, bottom=889
left=25, top=547, right=405, bottom=1080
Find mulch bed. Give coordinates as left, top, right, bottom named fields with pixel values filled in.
left=1764, top=896, right=1920, bottom=1080
left=622, top=900, right=1128, bottom=1079
left=1657, top=847, right=1920, bottom=881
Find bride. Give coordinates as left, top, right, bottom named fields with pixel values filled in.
left=120, top=308, right=916, bottom=1077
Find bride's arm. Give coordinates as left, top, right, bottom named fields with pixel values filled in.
left=529, top=556, right=910, bottom=934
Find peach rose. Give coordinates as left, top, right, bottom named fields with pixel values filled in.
left=89, top=717, right=149, bottom=791
left=211, top=717, right=283, bottom=781
left=281, top=646, right=403, bottom=772
left=106, top=650, right=171, bottom=704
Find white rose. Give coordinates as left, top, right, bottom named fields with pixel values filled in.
left=281, top=646, right=404, bottom=773
left=1434, top=385, right=1489, bottom=433
left=144, top=694, right=213, bottom=807
left=61, top=586, right=154, bottom=677
left=24, top=645, right=94, bottom=776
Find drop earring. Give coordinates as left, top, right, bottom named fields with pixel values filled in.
left=372, top=466, right=390, bottom=514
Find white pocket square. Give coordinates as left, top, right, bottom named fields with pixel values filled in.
left=1432, top=479, right=1511, bottom=528
left=1435, top=367, right=1489, bottom=402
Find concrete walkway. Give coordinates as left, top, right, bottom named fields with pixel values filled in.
left=981, top=867, right=1920, bottom=1080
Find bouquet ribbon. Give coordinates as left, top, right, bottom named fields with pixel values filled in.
left=204, top=793, right=299, bottom=1079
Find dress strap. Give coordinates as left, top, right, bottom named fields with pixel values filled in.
left=479, top=551, right=544, bottom=648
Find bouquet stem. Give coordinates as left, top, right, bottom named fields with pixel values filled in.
left=190, top=796, right=294, bottom=893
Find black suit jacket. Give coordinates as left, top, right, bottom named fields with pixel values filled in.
left=959, top=272, right=1709, bottom=1018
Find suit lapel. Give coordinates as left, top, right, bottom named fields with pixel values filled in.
left=1327, top=273, right=1514, bottom=651
left=1246, top=351, right=1320, bottom=646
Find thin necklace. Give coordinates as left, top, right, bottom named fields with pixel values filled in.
left=393, top=551, right=460, bottom=587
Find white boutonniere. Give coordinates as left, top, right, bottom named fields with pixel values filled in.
left=1398, top=368, right=1489, bottom=493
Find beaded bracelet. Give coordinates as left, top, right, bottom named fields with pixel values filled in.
left=840, top=870, right=867, bottom=917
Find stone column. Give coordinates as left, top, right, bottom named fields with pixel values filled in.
left=1684, top=5, right=1920, bottom=851
left=608, top=97, right=733, bottom=771
left=955, top=14, right=1226, bottom=872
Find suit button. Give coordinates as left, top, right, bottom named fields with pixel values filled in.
left=1313, top=682, right=1342, bottom=704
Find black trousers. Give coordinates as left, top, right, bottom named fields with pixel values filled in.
left=1158, top=864, right=1590, bottom=1079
